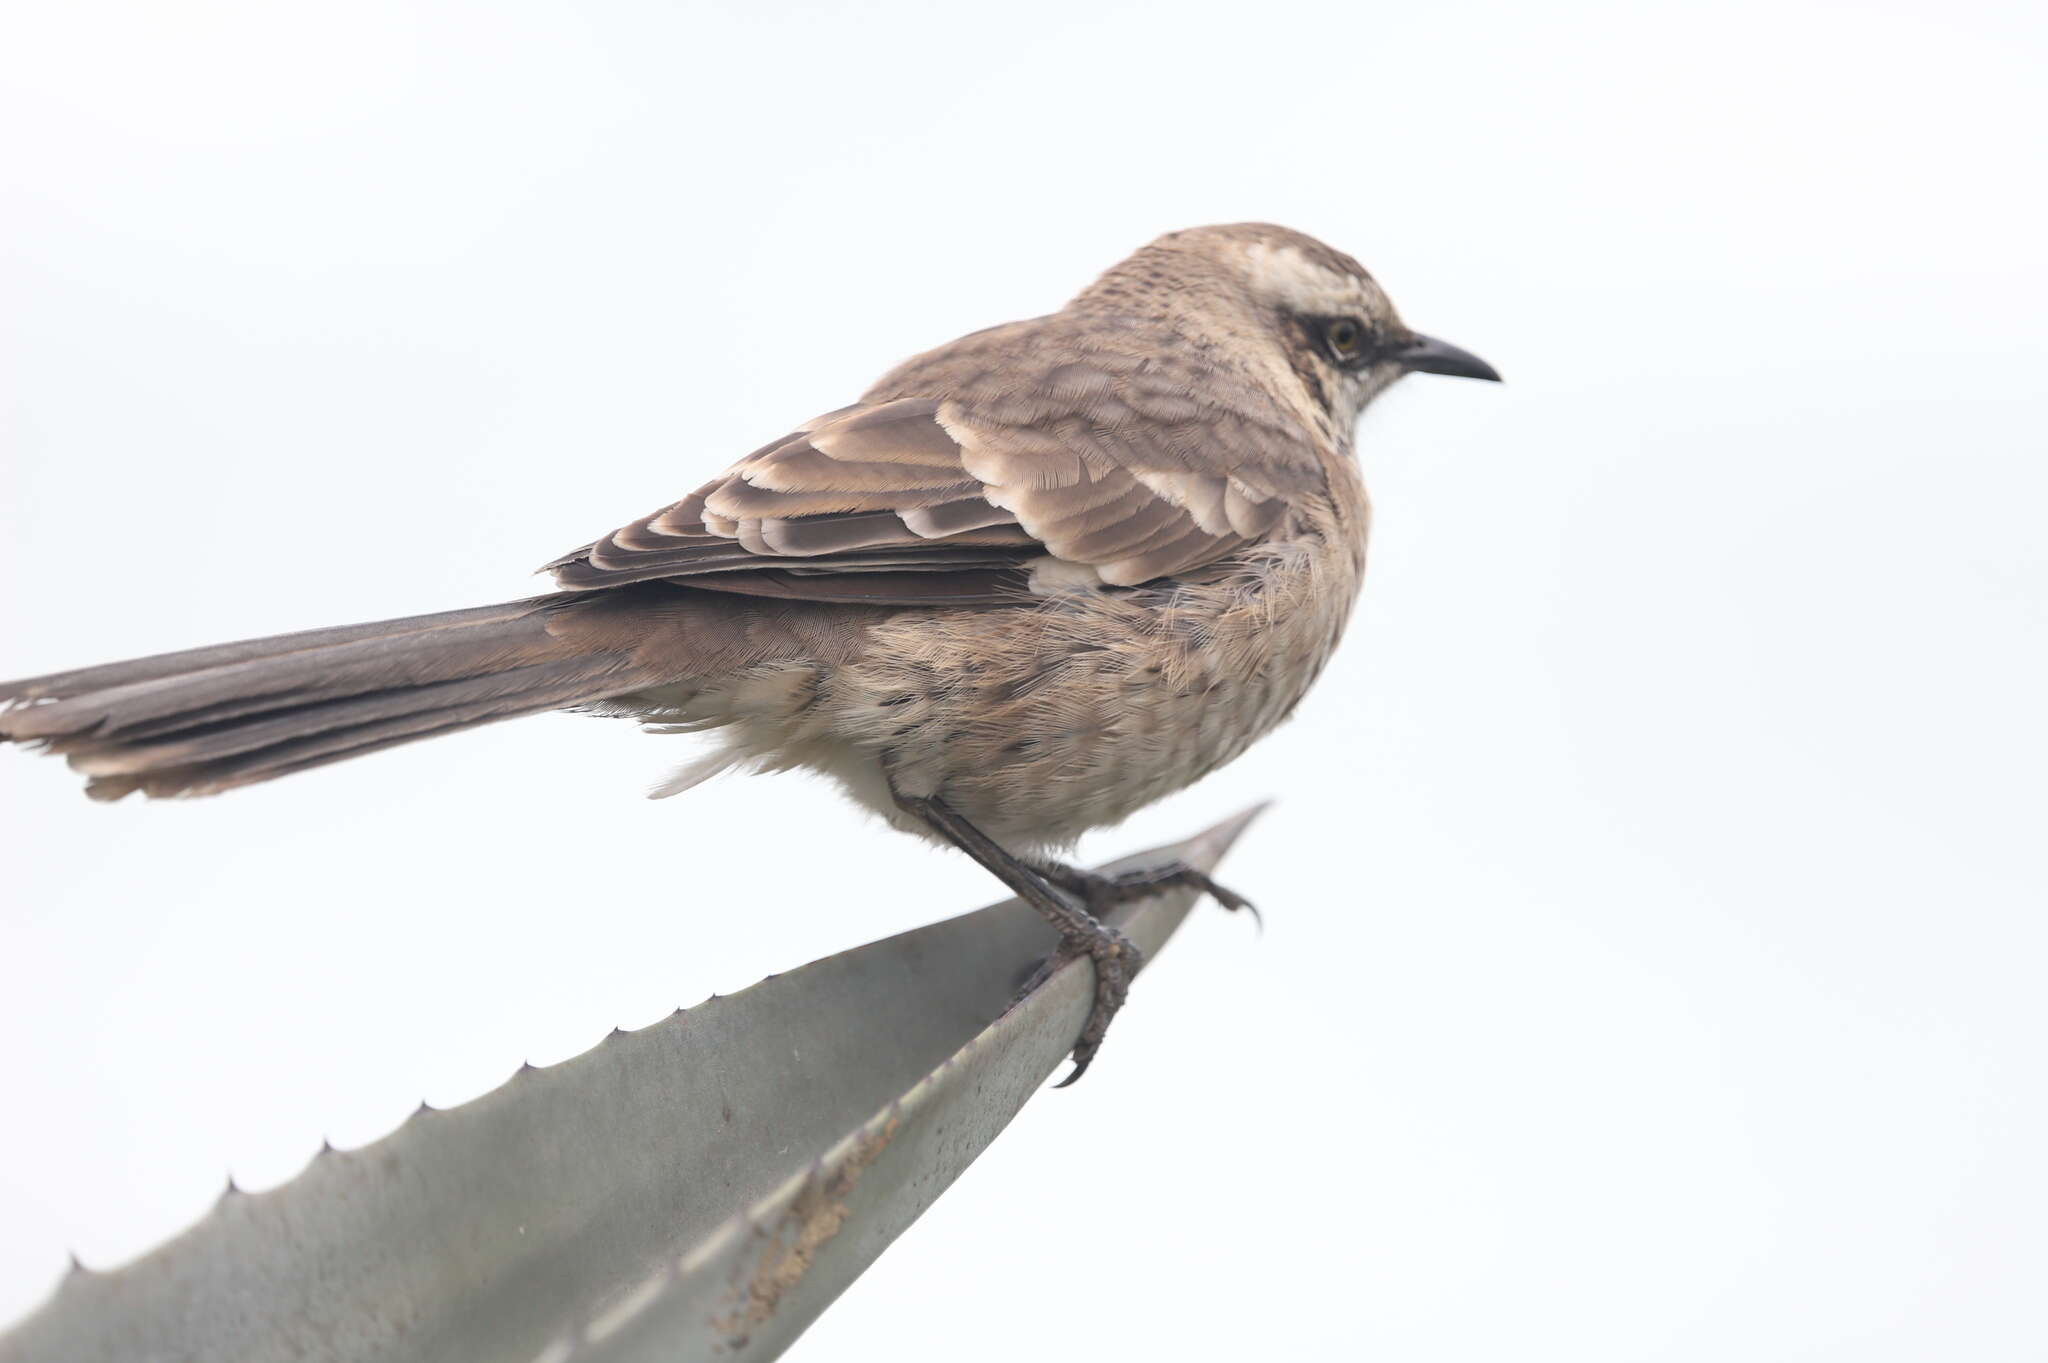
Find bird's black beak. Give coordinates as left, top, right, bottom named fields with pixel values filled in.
left=1395, top=333, right=1501, bottom=382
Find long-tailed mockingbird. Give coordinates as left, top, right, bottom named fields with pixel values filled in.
left=1, top=223, right=1498, bottom=1081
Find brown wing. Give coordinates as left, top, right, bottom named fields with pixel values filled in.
left=547, top=323, right=1326, bottom=605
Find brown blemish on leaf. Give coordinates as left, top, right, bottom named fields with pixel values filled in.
left=712, top=1115, right=899, bottom=1348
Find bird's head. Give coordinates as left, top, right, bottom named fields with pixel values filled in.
left=1079, top=222, right=1500, bottom=444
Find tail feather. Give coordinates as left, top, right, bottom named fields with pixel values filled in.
left=0, top=596, right=655, bottom=799
left=0, top=610, right=566, bottom=741
left=81, top=684, right=598, bottom=801
left=0, top=601, right=543, bottom=705
left=58, top=657, right=623, bottom=777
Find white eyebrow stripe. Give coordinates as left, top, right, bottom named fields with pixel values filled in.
left=1239, top=241, right=1366, bottom=315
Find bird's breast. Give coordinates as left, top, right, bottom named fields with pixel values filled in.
left=838, top=529, right=1366, bottom=849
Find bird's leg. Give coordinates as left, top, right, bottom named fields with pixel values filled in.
left=1034, top=858, right=1262, bottom=932
left=894, top=793, right=1142, bottom=1087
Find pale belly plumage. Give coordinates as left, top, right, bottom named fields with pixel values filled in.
left=642, top=529, right=1365, bottom=852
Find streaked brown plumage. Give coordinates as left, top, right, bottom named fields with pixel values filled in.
left=0, top=223, right=1499, bottom=1079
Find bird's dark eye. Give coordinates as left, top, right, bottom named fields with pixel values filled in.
left=1323, top=318, right=1367, bottom=363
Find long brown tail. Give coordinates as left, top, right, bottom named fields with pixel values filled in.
left=0, top=596, right=659, bottom=800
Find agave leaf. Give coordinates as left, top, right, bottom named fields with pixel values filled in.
left=0, top=807, right=1263, bottom=1363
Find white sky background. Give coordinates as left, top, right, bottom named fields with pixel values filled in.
left=1, top=0, right=2043, bottom=1356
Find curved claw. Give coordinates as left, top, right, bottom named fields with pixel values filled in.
left=1038, top=858, right=1260, bottom=931
left=1186, top=871, right=1261, bottom=933
left=1047, top=924, right=1139, bottom=1087
left=1015, top=857, right=1262, bottom=1084
left=891, top=793, right=1154, bottom=1092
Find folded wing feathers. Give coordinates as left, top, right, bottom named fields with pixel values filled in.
left=898, top=498, right=1021, bottom=538
left=547, top=363, right=1320, bottom=597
